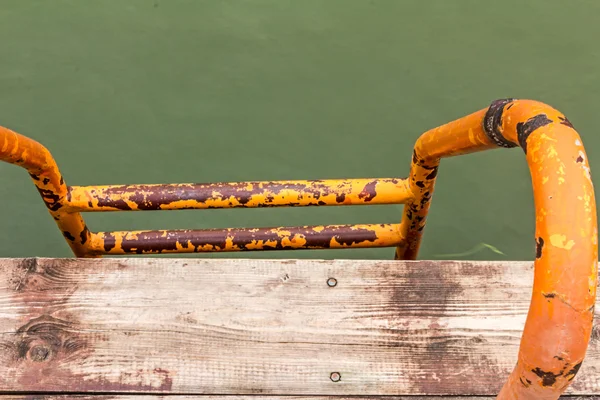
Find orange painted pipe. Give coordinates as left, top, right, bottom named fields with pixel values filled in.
left=66, top=178, right=413, bottom=212
left=88, top=223, right=403, bottom=255
left=0, top=126, right=93, bottom=257
left=398, top=99, right=597, bottom=399
left=0, top=98, right=596, bottom=398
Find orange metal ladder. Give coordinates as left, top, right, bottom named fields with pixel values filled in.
left=0, top=98, right=596, bottom=399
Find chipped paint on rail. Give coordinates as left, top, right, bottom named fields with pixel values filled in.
left=397, top=98, right=597, bottom=400
left=90, top=223, right=403, bottom=255
left=0, top=98, right=596, bottom=399
left=67, top=178, right=413, bottom=212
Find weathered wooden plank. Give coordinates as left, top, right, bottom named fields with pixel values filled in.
left=0, top=397, right=599, bottom=400
left=0, top=258, right=598, bottom=395
left=0, top=397, right=500, bottom=400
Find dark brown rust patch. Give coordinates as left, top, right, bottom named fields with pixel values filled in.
left=566, top=362, right=583, bottom=381
left=543, top=292, right=556, bottom=299
left=357, top=180, right=377, bottom=202
left=520, top=376, right=531, bottom=387
left=531, top=367, right=560, bottom=387
left=516, top=114, right=553, bottom=154
left=29, top=173, right=40, bottom=181
left=93, top=179, right=403, bottom=210
left=576, top=155, right=584, bottom=163
left=535, top=237, right=544, bottom=259
left=36, top=188, right=62, bottom=211
left=101, top=224, right=394, bottom=254
left=412, top=149, right=437, bottom=169
left=559, top=116, right=574, bottom=129
left=80, top=227, right=89, bottom=245
left=425, top=167, right=438, bottom=180
left=62, top=231, right=76, bottom=242
left=483, top=98, right=518, bottom=148
left=103, top=233, right=117, bottom=253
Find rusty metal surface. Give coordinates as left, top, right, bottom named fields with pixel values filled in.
left=397, top=99, right=597, bottom=400
left=0, top=98, right=597, bottom=399
left=0, top=126, right=93, bottom=257
left=89, top=223, right=403, bottom=255
left=66, top=178, right=412, bottom=212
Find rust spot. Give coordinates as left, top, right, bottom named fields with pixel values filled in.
left=36, top=188, right=62, bottom=211
left=559, top=116, right=574, bottom=129
left=106, top=224, right=388, bottom=254
left=80, top=227, right=89, bottom=245
left=532, top=367, right=560, bottom=387
left=96, top=223, right=403, bottom=255
left=535, top=237, right=544, bottom=259
left=63, top=231, right=76, bottom=242
left=93, top=179, right=402, bottom=211
left=576, top=155, right=584, bottom=163
left=103, top=233, right=117, bottom=253
left=565, top=362, right=583, bottom=381
left=516, top=114, right=553, bottom=154
left=483, top=98, right=518, bottom=148
left=357, top=180, right=377, bottom=202
left=425, top=167, right=438, bottom=180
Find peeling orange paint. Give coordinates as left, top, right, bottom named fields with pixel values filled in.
left=0, top=99, right=596, bottom=399
left=396, top=99, right=597, bottom=400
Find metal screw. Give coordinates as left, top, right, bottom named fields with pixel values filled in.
left=327, top=277, right=337, bottom=287
left=29, top=345, right=51, bottom=362
left=330, top=372, right=341, bottom=382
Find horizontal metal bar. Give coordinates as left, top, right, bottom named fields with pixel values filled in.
left=89, top=223, right=403, bottom=255
left=66, top=178, right=413, bottom=212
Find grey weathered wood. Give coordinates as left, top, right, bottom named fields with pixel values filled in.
left=0, top=397, right=504, bottom=400
left=2, top=397, right=600, bottom=400
left=0, top=258, right=598, bottom=395
left=0, top=397, right=599, bottom=400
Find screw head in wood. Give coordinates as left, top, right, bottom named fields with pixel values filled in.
left=330, top=372, right=341, bottom=382
left=327, top=277, right=337, bottom=287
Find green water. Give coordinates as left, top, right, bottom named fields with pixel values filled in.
left=0, top=0, right=598, bottom=260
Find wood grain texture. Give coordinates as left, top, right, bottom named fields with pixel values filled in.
left=0, top=258, right=598, bottom=395
left=0, top=397, right=513, bottom=400
left=2, top=397, right=599, bottom=400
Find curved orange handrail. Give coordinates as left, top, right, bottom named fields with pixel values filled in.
left=0, top=126, right=92, bottom=257
left=0, top=98, right=596, bottom=397
left=397, top=99, right=597, bottom=399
